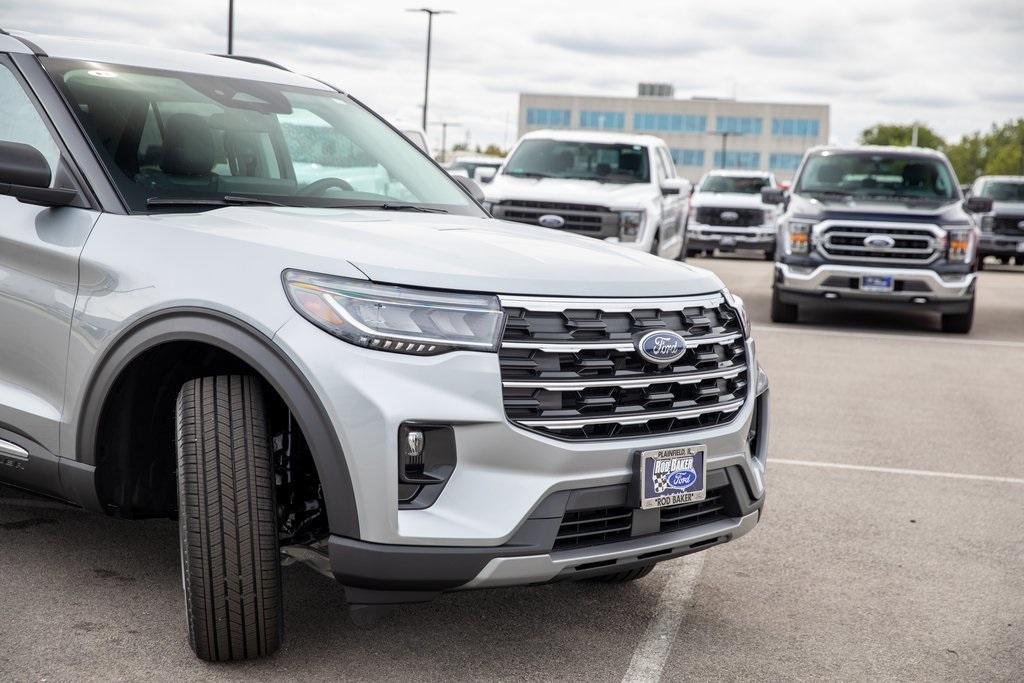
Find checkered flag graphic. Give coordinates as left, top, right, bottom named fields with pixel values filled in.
left=653, top=471, right=671, bottom=494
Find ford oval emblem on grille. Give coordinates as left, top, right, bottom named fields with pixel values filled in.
left=538, top=214, right=566, bottom=228
left=1018, top=220, right=1024, bottom=229
left=864, top=234, right=896, bottom=249
left=636, top=330, right=687, bottom=364
left=720, top=210, right=739, bottom=221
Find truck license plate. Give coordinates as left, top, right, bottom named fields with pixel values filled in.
left=861, top=275, right=894, bottom=292
left=637, top=445, right=706, bottom=510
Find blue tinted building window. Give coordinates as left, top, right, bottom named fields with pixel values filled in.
left=713, top=150, right=760, bottom=169
left=715, top=116, right=763, bottom=135
left=526, top=108, right=571, bottom=127
left=633, top=113, right=707, bottom=133
left=769, top=153, right=803, bottom=170
left=670, top=149, right=705, bottom=166
left=771, top=118, right=820, bottom=137
left=580, top=111, right=625, bottom=130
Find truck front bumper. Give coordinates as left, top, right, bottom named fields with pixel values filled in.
left=688, top=223, right=776, bottom=251
left=979, top=233, right=1024, bottom=258
left=774, top=262, right=976, bottom=313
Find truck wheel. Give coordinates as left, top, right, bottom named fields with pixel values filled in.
left=941, top=299, right=975, bottom=334
left=176, top=375, right=283, bottom=661
left=585, top=564, right=655, bottom=583
left=770, top=287, right=799, bottom=324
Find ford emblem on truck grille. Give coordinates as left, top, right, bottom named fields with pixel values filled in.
left=637, top=330, right=687, bottom=364
left=538, top=214, right=566, bottom=228
left=720, top=211, right=739, bottom=221
left=864, top=234, right=896, bottom=249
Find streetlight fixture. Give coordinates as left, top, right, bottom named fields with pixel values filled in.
left=407, top=8, right=454, bottom=131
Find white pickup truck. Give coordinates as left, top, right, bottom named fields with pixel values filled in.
left=483, top=130, right=691, bottom=259
left=685, top=170, right=783, bottom=259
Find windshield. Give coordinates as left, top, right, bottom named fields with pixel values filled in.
left=795, top=152, right=957, bottom=201
left=42, top=58, right=478, bottom=214
left=503, top=139, right=650, bottom=183
left=699, top=175, right=770, bottom=194
left=979, top=180, right=1024, bottom=202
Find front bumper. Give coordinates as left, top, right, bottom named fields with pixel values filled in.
left=688, top=223, right=776, bottom=251
left=979, top=233, right=1024, bottom=257
left=774, top=262, right=976, bottom=312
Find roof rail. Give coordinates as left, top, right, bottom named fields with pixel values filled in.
left=214, top=54, right=291, bottom=72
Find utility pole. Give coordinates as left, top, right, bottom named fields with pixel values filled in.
left=407, top=8, right=454, bottom=132
left=710, top=130, right=742, bottom=168
left=227, top=0, right=234, bottom=55
left=433, top=121, right=461, bottom=163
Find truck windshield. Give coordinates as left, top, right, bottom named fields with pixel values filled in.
left=979, top=180, right=1024, bottom=201
left=700, top=175, right=769, bottom=194
left=41, top=58, right=480, bottom=215
left=503, top=139, right=650, bottom=183
left=794, top=152, right=956, bottom=201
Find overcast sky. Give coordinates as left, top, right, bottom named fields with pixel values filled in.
left=4, top=0, right=1022, bottom=150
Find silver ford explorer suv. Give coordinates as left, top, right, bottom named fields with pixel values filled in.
left=0, top=30, right=768, bottom=661
left=770, top=146, right=991, bottom=333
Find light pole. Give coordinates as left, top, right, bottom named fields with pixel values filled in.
left=710, top=130, right=743, bottom=168
left=227, top=0, right=234, bottom=55
left=433, top=121, right=461, bottom=163
left=407, top=8, right=453, bottom=131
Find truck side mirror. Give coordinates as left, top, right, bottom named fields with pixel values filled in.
left=474, top=167, right=497, bottom=184
left=454, top=175, right=486, bottom=203
left=964, top=196, right=993, bottom=213
left=660, top=178, right=690, bottom=196
left=0, top=141, right=78, bottom=207
left=761, top=187, right=786, bottom=205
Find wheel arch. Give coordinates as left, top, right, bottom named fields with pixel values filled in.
left=74, top=307, right=359, bottom=537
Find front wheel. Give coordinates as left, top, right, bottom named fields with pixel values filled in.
left=770, top=287, right=799, bottom=324
left=176, top=375, right=283, bottom=661
left=941, top=299, right=975, bottom=334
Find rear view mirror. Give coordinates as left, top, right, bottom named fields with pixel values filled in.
left=660, top=178, right=690, bottom=196
left=0, top=141, right=78, bottom=207
left=454, top=175, right=486, bottom=203
left=475, top=167, right=497, bottom=184
left=761, top=187, right=786, bottom=205
left=965, top=196, right=993, bottom=213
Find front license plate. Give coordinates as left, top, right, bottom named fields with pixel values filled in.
left=861, top=275, right=894, bottom=293
left=720, top=236, right=737, bottom=247
left=638, top=445, right=707, bottom=510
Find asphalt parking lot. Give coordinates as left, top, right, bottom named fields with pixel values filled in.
left=2, top=255, right=1022, bottom=682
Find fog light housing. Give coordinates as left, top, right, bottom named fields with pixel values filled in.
left=397, top=424, right=456, bottom=508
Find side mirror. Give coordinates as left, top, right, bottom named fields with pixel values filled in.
left=660, top=178, right=690, bottom=196
left=474, top=167, right=497, bottom=184
left=0, top=141, right=78, bottom=207
left=965, top=196, right=993, bottom=213
left=454, top=175, right=486, bottom=203
left=761, top=187, right=786, bottom=205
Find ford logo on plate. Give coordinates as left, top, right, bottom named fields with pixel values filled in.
left=864, top=234, right=896, bottom=249
left=667, top=468, right=698, bottom=490
left=636, top=330, right=687, bottom=364
left=538, top=214, right=566, bottom=229
left=720, top=210, right=739, bottom=221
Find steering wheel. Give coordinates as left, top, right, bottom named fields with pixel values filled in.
left=299, top=177, right=354, bottom=196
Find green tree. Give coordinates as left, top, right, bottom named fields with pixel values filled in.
left=944, top=132, right=986, bottom=183
left=859, top=122, right=946, bottom=149
left=482, top=144, right=506, bottom=157
left=944, top=119, right=1024, bottom=182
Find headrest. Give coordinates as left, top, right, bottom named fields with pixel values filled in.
left=816, top=165, right=844, bottom=184
left=160, top=113, right=215, bottom=176
left=902, top=163, right=933, bottom=187
left=618, top=152, right=641, bottom=173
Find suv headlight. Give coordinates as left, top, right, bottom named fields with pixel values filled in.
left=618, top=211, right=645, bottom=242
left=782, top=218, right=815, bottom=255
left=945, top=227, right=976, bottom=264
left=723, top=288, right=750, bottom=337
left=283, top=270, right=505, bottom=355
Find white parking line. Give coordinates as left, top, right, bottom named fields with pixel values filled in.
left=621, top=553, right=705, bottom=683
left=755, top=324, right=1024, bottom=349
left=773, top=458, right=1024, bottom=485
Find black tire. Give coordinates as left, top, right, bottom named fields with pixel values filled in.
left=941, top=298, right=975, bottom=334
left=763, top=248, right=775, bottom=261
left=585, top=564, right=656, bottom=583
left=770, top=287, right=799, bottom=324
left=176, top=375, right=283, bottom=662
left=978, top=258, right=986, bottom=270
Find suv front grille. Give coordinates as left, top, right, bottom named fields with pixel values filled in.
left=819, top=223, right=941, bottom=264
left=491, top=200, right=620, bottom=238
left=695, top=207, right=765, bottom=227
left=498, top=294, right=749, bottom=440
left=992, top=215, right=1024, bottom=237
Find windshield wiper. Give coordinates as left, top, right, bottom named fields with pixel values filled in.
left=505, top=171, right=553, bottom=179
left=324, top=203, right=449, bottom=214
left=802, top=188, right=853, bottom=197
left=146, top=195, right=288, bottom=208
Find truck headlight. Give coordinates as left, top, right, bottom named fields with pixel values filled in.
left=283, top=270, right=505, bottom=355
left=723, top=288, right=750, bottom=337
left=980, top=215, right=993, bottom=232
left=945, top=227, right=975, bottom=264
left=618, top=211, right=644, bottom=242
left=783, top=219, right=815, bottom=255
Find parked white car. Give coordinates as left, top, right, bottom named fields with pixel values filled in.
left=446, top=154, right=504, bottom=184
left=484, top=130, right=691, bottom=259
left=686, top=170, right=783, bottom=259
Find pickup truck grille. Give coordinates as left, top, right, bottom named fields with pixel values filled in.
left=695, top=207, right=765, bottom=227
left=819, top=223, right=941, bottom=264
left=491, top=200, right=620, bottom=238
left=992, top=215, right=1024, bottom=237
left=498, top=294, right=749, bottom=440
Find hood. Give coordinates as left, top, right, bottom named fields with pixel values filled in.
left=991, top=200, right=1024, bottom=216
left=483, top=174, right=654, bottom=209
left=787, top=193, right=969, bottom=222
left=691, top=192, right=767, bottom=210
left=150, top=207, right=723, bottom=298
